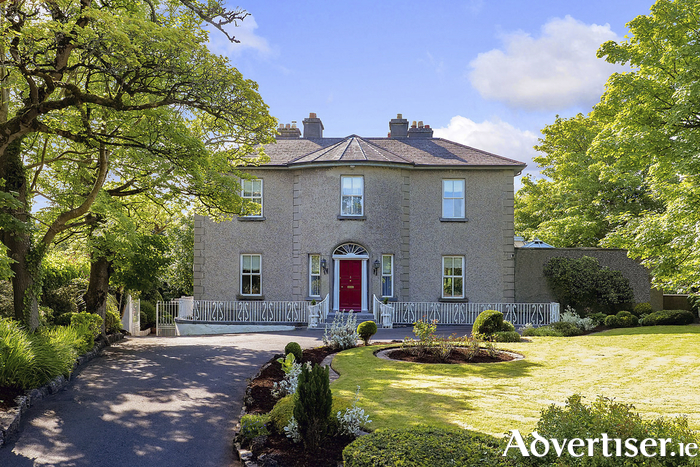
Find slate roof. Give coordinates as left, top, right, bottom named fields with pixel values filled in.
left=261, top=135, right=526, bottom=169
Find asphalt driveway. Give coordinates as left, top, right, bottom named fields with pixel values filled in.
left=0, top=326, right=470, bottom=467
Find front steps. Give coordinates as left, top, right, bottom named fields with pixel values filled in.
left=324, top=312, right=376, bottom=325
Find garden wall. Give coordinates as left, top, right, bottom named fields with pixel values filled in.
left=514, top=248, right=662, bottom=310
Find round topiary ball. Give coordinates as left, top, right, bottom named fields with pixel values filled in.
left=472, top=310, right=504, bottom=337
left=632, top=302, right=653, bottom=317
left=284, top=341, right=303, bottom=362
left=357, top=320, right=378, bottom=345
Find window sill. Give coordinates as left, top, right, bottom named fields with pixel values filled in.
left=237, top=216, right=266, bottom=222
left=440, top=217, right=468, bottom=222
left=337, top=215, right=366, bottom=221
left=438, top=297, right=469, bottom=303
left=236, top=294, right=265, bottom=300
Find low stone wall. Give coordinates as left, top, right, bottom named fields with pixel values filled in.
left=0, top=333, right=125, bottom=448
left=514, top=248, right=661, bottom=310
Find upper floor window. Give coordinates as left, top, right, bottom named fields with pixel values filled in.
left=240, top=254, right=262, bottom=296
left=309, top=254, right=321, bottom=297
left=241, top=179, right=263, bottom=217
left=442, top=179, right=465, bottom=219
left=340, top=176, right=364, bottom=216
left=442, top=256, right=464, bottom=299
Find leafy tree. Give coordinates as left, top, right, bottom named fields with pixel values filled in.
left=517, top=0, right=700, bottom=291
left=0, top=0, right=276, bottom=328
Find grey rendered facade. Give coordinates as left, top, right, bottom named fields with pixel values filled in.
left=194, top=114, right=526, bottom=312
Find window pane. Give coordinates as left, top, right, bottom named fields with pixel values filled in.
left=382, top=277, right=392, bottom=297
left=251, top=255, right=260, bottom=273
left=443, top=277, right=453, bottom=297
left=252, top=180, right=262, bottom=197
left=311, top=255, right=320, bottom=275
left=242, top=276, right=251, bottom=295
left=443, top=180, right=453, bottom=198
left=454, top=277, right=463, bottom=297
left=453, top=257, right=463, bottom=275
left=311, top=276, right=321, bottom=296
left=453, top=199, right=464, bottom=218
left=443, top=199, right=453, bottom=218
left=444, top=257, right=453, bottom=275
left=453, top=180, right=464, bottom=197
left=382, top=256, right=392, bottom=275
left=242, top=255, right=251, bottom=273
left=242, top=180, right=252, bottom=196
left=251, top=275, right=261, bottom=295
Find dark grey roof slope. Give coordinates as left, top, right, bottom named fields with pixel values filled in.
left=261, top=135, right=526, bottom=169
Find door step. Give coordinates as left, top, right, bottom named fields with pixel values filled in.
left=325, top=312, right=376, bottom=324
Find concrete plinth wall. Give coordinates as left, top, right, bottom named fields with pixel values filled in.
left=514, top=248, right=662, bottom=310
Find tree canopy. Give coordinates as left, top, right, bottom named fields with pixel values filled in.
left=516, top=0, right=700, bottom=291
left=0, top=0, right=276, bottom=327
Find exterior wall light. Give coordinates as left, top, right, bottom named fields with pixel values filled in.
left=373, top=259, right=381, bottom=275
left=321, top=258, right=328, bottom=274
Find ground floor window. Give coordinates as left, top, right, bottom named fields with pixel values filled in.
left=241, top=254, right=261, bottom=295
left=442, top=256, right=464, bottom=298
left=381, top=254, right=393, bottom=297
left=309, top=254, right=321, bottom=297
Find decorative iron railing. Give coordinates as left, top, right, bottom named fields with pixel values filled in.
left=372, top=295, right=394, bottom=328
left=308, top=295, right=329, bottom=328
left=389, top=301, right=560, bottom=326
left=157, top=298, right=311, bottom=327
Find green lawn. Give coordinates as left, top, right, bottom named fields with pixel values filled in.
left=330, top=325, right=700, bottom=436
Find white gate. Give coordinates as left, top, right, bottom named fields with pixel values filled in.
left=156, top=300, right=179, bottom=337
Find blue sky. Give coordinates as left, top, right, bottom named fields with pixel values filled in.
left=210, top=1, right=654, bottom=185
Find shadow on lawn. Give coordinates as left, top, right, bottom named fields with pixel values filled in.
left=594, top=324, right=700, bottom=337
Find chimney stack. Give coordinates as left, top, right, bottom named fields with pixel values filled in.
left=389, top=113, right=409, bottom=138
left=302, top=112, right=324, bottom=138
left=408, top=119, right=433, bottom=138
left=276, top=121, right=301, bottom=139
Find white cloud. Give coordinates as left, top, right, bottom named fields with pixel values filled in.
left=207, top=15, right=273, bottom=57
left=469, top=16, right=625, bottom=111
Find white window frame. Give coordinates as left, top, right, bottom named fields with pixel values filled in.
left=442, top=179, right=465, bottom=219
left=241, top=179, right=263, bottom=217
left=340, top=175, right=364, bottom=216
left=240, top=254, right=262, bottom=296
left=309, top=254, right=321, bottom=298
left=442, top=256, right=464, bottom=299
left=381, top=255, right=394, bottom=298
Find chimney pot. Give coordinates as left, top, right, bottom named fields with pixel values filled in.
left=411, top=121, right=417, bottom=128
left=397, top=113, right=402, bottom=119
left=285, top=123, right=291, bottom=129
left=418, top=121, right=424, bottom=128
left=309, top=112, right=317, bottom=118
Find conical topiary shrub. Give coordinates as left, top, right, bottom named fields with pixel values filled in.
left=293, top=363, right=332, bottom=451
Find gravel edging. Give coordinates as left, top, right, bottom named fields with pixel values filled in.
left=0, top=332, right=125, bottom=448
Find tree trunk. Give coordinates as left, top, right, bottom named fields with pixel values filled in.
left=0, top=137, right=41, bottom=329
left=84, top=254, right=111, bottom=336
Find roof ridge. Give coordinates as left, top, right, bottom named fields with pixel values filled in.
left=286, top=137, right=348, bottom=164
left=359, top=137, right=412, bottom=163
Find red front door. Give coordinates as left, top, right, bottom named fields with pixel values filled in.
left=339, top=260, right=362, bottom=312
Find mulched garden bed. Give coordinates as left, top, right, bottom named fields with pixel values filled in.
left=385, top=347, right=518, bottom=364
left=0, top=386, right=24, bottom=412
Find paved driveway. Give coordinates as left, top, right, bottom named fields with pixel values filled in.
left=0, top=326, right=471, bottom=467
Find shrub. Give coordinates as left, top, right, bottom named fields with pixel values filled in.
left=140, top=300, right=156, bottom=329
left=543, top=256, right=634, bottom=315
left=270, top=395, right=295, bottom=434
left=357, top=320, right=377, bottom=346
left=633, top=302, right=653, bottom=317
left=284, top=341, right=303, bottom=362
left=501, top=320, right=516, bottom=332
left=294, top=363, right=332, bottom=451
left=640, top=309, right=695, bottom=326
left=71, top=312, right=103, bottom=353
left=493, top=330, right=521, bottom=342
left=522, top=321, right=583, bottom=337
left=239, top=413, right=270, bottom=443
left=343, top=426, right=509, bottom=467
left=323, top=312, right=358, bottom=350
left=688, top=294, right=700, bottom=316
left=473, top=309, right=504, bottom=336
left=139, top=311, right=148, bottom=330
left=105, top=309, right=122, bottom=334
left=272, top=355, right=304, bottom=398
left=513, top=394, right=699, bottom=466
left=560, top=308, right=596, bottom=331
left=605, top=310, right=638, bottom=328
left=589, top=312, right=607, bottom=326
left=336, top=387, right=371, bottom=438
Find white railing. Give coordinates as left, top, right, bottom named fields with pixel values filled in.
left=156, top=300, right=179, bottom=337
left=389, top=301, right=560, bottom=326
left=373, top=295, right=394, bottom=328
left=308, top=295, right=329, bottom=328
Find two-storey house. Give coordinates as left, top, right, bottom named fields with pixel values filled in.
left=194, top=113, right=526, bottom=314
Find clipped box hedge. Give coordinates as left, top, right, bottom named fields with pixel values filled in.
left=342, top=425, right=510, bottom=467
left=640, top=309, right=695, bottom=326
